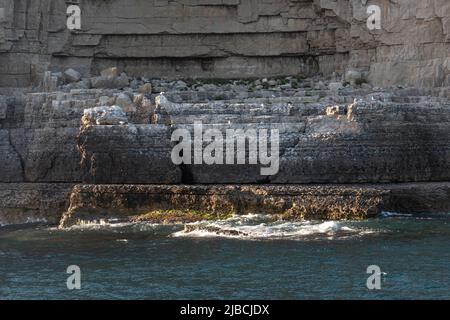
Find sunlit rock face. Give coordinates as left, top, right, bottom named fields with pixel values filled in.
left=1, top=1, right=450, bottom=226
left=2, top=76, right=450, bottom=225
left=1, top=0, right=450, bottom=87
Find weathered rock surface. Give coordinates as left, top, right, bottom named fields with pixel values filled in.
left=151, top=92, right=450, bottom=184
left=1, top=64, right=450, bottom=227
left=274, top=99, right=450, bottom=183
left=59, top=184, right=388, bottom=227
left=2, top=1, right=450, bottom=227
left=58, top=182, right=450, bottom=228
left=90, top=74, right=129, bottom=89
left=2, top=1, right=450, bottom=87
left=82, top=106, right=128, bottom=126
left=0, top=95, right=8, bottom=119
left=64, top=69, right=82, bottom=83
left=100, top=67, right=119, bottom=78
left=0, top=183, right=74, bottom=225
left=78, top=124, right=181, bottom=184
left=0, top=88, right=156, bottom=184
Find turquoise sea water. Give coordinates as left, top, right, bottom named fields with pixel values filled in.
left=0, top=213, right=449, bottom=300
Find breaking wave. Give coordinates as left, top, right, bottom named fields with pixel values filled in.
left=57, top=214, right=379, bottom=240
left=381, top=211, right=414, bottom=218
left=0, top=217, right=48, bottom=228
left=171, top=214, right=377, bottom=240
left=61, top=219, right=182, bottom=235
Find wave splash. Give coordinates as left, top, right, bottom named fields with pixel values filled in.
left=61, top=219, right=182, bottom=235
left=172, top=214, right=376, bottom=240
left=7, top=214, right=382, bottom=240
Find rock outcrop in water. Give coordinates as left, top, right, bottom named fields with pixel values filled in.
left=1, top=1, right=450, bottom=227
left=59, top=184, right=389, bottom=227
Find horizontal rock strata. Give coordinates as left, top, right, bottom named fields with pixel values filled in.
left=2, top=0, right=450, bottom=87
left=1, top=75, right=450, bottom=227
left=1, top=1, right=450, bottom=228
left=78, top=124, right=181, bottom=184
left=0, top=183, right=74, bottom=225
left=77, top=91, right=450, bottom=184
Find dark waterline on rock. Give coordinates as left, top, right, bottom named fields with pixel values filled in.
left=0, top=214, right=449, bottom=300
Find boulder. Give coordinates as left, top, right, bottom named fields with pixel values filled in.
left=97, top=96, right=116, bottom=107
left=115, top=93, right=136, bottom=112
left=91, top=73, right=129, bottom=89
left=64, top=68, right=82, bottom=83
left=138, top=83, right=153, bottom=94
left=345, top=69, right=365, bottom=86
left=100, top=67, right=119, bottom=77
left=173, top=80, right=187, bottom=90
left=82, top=106, right=128, bottom=126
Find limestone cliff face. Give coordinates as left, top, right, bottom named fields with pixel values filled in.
left=1, top=1, right=450, bottom=227
left=150, top=92, right=450, bottom=184
left=1, top=0, right=450, bottom=87
left=2, top=75, right=449, bottom=226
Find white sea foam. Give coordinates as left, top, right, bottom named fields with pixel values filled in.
left=69, top=219, right=128, bottom=229
left=381, top=211, right=413, bottom=218
left=0, top=217, right=48, bottom=228
left=171, top=214, right=376, bottom=240
left=65, top=219, right=181, bottom=233
left=58, top=214, right=379, bottom=240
